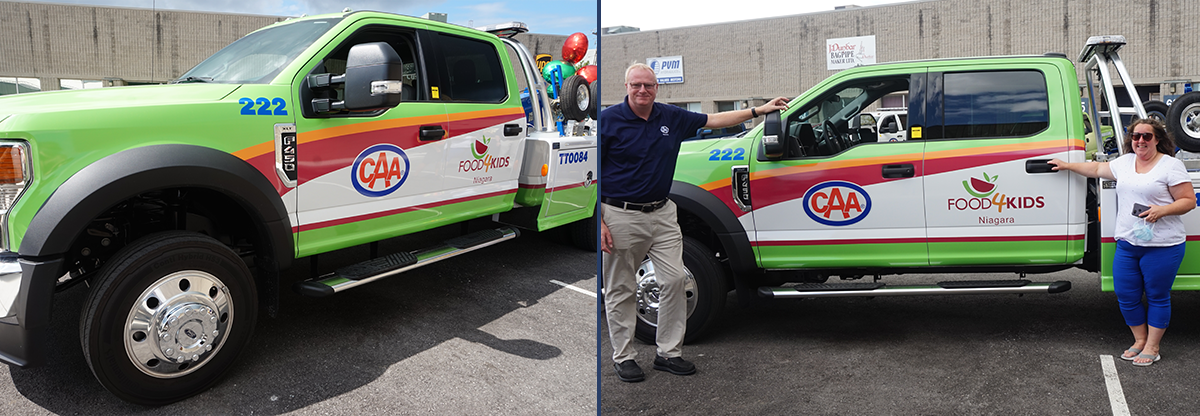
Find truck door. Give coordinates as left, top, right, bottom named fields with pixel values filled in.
left=749, top=71, right=929, bottom=268
left=290, top=22, right=451, bottom=257
left=426, top=30, right=527, bottom=215
left=921, top=67, right=1075, bottom=265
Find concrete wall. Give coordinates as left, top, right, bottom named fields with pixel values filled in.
left=600, top=0, right=1200, bottom=111
left=0, top=1, right=569, bottom=90
left=0, top=1, right=285, bottom=87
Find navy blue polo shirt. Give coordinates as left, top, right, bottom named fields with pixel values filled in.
left=600, top=97, right=708, bottom=202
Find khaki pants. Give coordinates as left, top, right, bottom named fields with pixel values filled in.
left=602, top=200, right=687, bottom=362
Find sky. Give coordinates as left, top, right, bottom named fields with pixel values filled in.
left=25, top=0, right=921, bottom=52
left=601, top=0, right=918, bottom=31
left=29, top=0, right=922, bottom=36
left=24, top=0, right=598, bottom=36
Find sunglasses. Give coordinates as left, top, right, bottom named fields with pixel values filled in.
left=627, top=83, right=658, bottom=90
left=1130, top=132, right=1156, bottom=142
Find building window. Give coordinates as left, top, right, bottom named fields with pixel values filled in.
left=60, top=79, right=103, bottom=90
left=0, top=77, right=42, bottom=96
left=716, top=101, right=742, bottom=112
left=671, top=102, right=701, bottom=112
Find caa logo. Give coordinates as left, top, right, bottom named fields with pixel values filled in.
left=351, top=144, right=410, bottom=197
left=803, top=181, right=871, bottom=226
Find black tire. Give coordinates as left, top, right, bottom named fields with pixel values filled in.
left=568, top=214, right=597, bottom=252
left=588, top=80, right=599, bottom=120
left=1167, top=92, right=1200, bottom=152
left=1143, top=100, right=1169, bottom=123
left=560, top=75, right=591, bottom=122
left=80, top=231, right=257, bottom=406
left=633, top=236, right=727, bottom=345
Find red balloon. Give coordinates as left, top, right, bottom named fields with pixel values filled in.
left=561, top=32, right=588, bottom=64
left=577, top=65, right=597, bottom=84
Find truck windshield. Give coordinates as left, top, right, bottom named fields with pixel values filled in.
left=175, top=18, right=341, bottom=84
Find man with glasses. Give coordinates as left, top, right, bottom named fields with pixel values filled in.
left=601, top=63, right=788, bottom=382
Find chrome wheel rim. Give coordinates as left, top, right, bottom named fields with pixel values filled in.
left=123, top=270, right=233, bottom=378
left=575, top=84, right=590, bottom=111
left=1181, top=103, right=1200, bottom=139
left=634, top=258, right=697, bottom=328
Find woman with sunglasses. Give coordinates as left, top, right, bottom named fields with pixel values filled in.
left=1049, top=118, right=1195, bottom=367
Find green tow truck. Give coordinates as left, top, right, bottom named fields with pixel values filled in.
left=636, top=35, right=1200, bottom=345
left=0, top=12, right=597, bottom=405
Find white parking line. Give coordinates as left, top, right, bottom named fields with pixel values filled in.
left=550, top=279, right=597, bottom=298
left=1099, top=355, right=1130, bottom=416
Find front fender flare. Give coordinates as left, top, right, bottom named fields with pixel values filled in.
left=669, top=181, right=756, bottom=276
left=20, top=144, right=293, bottom=263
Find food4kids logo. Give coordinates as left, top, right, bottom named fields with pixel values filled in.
left=950, top=171, right=1044, bottom=213
left=460, top=136, right=511, bottom=173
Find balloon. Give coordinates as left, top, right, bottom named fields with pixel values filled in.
left=577, top=65, right=598, bottom=84
left=542, top=60, right=576, bottom=83
left=561, top=32, right=588, bottom=64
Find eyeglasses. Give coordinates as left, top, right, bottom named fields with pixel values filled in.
left=627, top=83, right=658, bottom=90
left=1130, top=132, right=1156, bottom=142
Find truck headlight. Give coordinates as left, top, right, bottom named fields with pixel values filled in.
left=0, top=142, right=31, bottom=252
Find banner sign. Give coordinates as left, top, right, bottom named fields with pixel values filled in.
left=647, top=56, right=684, bottom=84
left=826, top=36, right=876, bottom=70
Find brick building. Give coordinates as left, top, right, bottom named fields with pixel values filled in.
left=0, top=1, right=570, bottom=94
left=599, top=0, right=1200, bottom=114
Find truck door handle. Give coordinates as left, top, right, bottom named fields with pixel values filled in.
left=882, top=163, right=914, bottom=178
left=419, top=125, right=445, bottom=141
left=1025, top=159, right=1055, bottom=173
left=504, top=124, right=522, bottom=137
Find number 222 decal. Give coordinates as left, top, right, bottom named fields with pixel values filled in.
left=708, top=148, right=745, bottom=161
left=239, top=97, right=288, bottom=116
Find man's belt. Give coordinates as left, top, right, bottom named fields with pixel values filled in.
left=602, top=197, right=668, bottom=213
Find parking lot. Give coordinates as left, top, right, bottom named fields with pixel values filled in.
left=11, top=223, right=1200, bottom=415
left=602, top=268, right=1200, bottom=415
left=0, top=220, right=598, bottom=414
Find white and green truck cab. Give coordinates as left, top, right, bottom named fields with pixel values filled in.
left=636, top=36, right=1200, bottom=345
left=0, top=11, right=596, bottom=405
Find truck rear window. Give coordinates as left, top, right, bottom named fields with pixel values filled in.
left=943, top=70, right=1049, bottom=139
left=431, top=33, right=508, bottom=103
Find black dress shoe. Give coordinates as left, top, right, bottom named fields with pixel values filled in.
left=653, top=355, right=696, bottom=375
left=614, top=360, right=645, bottom=382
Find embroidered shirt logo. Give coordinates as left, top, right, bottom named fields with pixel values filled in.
left=660, top=126, right=669, bottom=135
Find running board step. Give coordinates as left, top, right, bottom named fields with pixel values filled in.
left=294, top=227, right=520, bottom=297
left=759, top=280, right=1071, bottom=299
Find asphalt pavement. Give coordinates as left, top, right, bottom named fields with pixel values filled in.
left=12, top=222, right=1200, bottom=415
left=0, top=219, right=599, bottom=415
left=601, top=268, right=1200, bottom=415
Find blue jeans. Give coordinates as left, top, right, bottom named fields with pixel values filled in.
left=1112, top=240, right=1186, bottom=328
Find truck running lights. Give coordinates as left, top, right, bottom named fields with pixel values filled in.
left=0, top=142, right=30, bottom=251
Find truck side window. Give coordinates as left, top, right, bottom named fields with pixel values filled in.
left=942, top=71, right=1049, bottom=139
left=781, top=76, right=910, bottom=158
left=430, top=33, right=507, bottom=103
left=303, top=26, right=421, bottom=117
